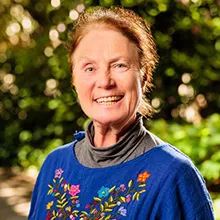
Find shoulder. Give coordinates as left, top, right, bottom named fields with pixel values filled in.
left=148, top=144, right=206, bottom=188
left=150, top=144, right=195, bottom=170
left=150, top=145, right=214, bottom=219
left=40, top=141, right=76, bottom=169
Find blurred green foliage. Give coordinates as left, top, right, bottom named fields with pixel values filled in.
left=0, top=0, right=219, bottom=197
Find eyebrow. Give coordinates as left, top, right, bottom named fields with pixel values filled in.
left=77, top=56, right=131, bottom=64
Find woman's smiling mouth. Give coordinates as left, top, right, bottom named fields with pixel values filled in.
left=95, top=96, right=123, bottom=105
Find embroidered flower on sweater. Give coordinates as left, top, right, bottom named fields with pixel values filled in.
left=69, top=185, right=80, bottom=197
left=137, top=170, right=151, bottom=183
left=97, top=186, right=110, bottom=198
left=46, top=169, right=150, bottom=219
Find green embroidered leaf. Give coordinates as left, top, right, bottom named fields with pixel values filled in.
left=136, top=192, right=140, bottom=200
left=62, top=201, right=68, bottom=208
left=53, top=178, right=56, bottom=183
left=61, top=193, right=66, bottom=200
left=104, top=208, right=113, bottom=212
left=108, top=204, right=117, bottom=208
left=108, top=196, right=113, bottom=203
left=80, top=211, right=88, bottom=217
left=94, top=197, right=102, bottom=202
left=56, top=204, right=62, bottom=208
left=128, top=180, right=133, bottom=188
left=132, top=192, right=138, bottom=200
left=68, top=184, right=70, bottom=190
left=57, top=200, right=62, bottom=204
left=61, top=198, right=66, bottom=203
left=119, top=196, right=126, bottom=203
left=104, top=201, right=109, bottom=208
left=73, top=213, right=78, bottom=217
left=108, top=186, right=116, bottom=193
left=59, top=177, right=64, bottom=183
left=48, top=184, right=53, bottom=189
left=90, top=208, right=96, bottom=214
left=139, top=183, right=146, bottom=187
left=52, top=210, right=56, bottom=216
left=100, top=216, right=105, bottom=220
left=47, top=189, right=53, bottom=195
left=104, top=214, right=112, bottom=220
left=81, top=211, right=88, bottom=215
left=139, top=189, right=146, bottom=194
left=51, top=217, right=56, bottom=220
left=71, top=196, right=79, bottom=199
left=100, top=204, right=104, bottom=212
left=54, top=192, right=60, bottom=197
left=72, top=210, right=79, bottom=214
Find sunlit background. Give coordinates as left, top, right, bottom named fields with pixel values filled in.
left=0, top=0, right=219, bottom=219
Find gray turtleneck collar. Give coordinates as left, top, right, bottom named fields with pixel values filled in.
left=74, top=115, right=164, bottom=168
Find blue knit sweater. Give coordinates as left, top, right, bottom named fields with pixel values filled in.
left=29, top=133, right=214, bottom=220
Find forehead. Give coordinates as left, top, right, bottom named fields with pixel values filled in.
left=72, top=28, right=139, bottom=63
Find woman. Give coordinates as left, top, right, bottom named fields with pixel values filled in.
left=29, top=7, right=214, bottom=220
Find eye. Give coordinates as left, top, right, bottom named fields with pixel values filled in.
left=85, top=67, right=94, bottom=72
left=116, top=63, right=126, bottom=68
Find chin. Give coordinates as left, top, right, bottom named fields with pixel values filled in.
left=92, top=113, right=132, bottom=127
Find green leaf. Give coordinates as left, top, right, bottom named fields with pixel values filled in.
left=100, top=204, right=104, bottom=212
left=94, top=197, right=102, bottom=202
left=59, top=177, right=64, bottom=183
left=61, top=193, right=66, bottom=200
left=62, top=201, right=68, bottom=208
left=108, top=195, right=113, bottom=203
left=54, top=192, right=60, bottom=197
left=128, top=180, right=133, bottom=188
left=108, top=203, right=117, bottom=208
left=104, top=215, right=112, bottom=220
left=81, top=211, right=88, bottom=215
left=139, top=189, right=146, bottom=194
left=132, top=192, right=137, bottom=200
left=104, top=208, right=113, bottom=212
left=136, top=192, right=140, bottom=200
left=108, top=186, right=116, bottom=193
left=48, top=184, right=53, bottom=189
left=104, top=201, right=109, bottom=208
left=90, top=208, right=96, bottom=214
left=119, top=196, right=126, bottom=202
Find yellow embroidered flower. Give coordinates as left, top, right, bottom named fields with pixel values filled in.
left=46, top=201, right=54, bottom=210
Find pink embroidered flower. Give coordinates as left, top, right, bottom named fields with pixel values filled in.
left=126, top=197, right=131, bottom=203
left=55, top=168, right=64, bottom=178
left=69, top=184, right=80, bottom=196
left=120, top=184, right=126, bottom=192
left=94, top=209, right=98, bottom=214
left=69, top=215, right=75, bottom=220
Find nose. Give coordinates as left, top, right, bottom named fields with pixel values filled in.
left=96, top=70, right=115, bottom=89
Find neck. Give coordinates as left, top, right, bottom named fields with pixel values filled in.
left=93, top=114, right=137, bottom=148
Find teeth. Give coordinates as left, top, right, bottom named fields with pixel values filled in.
left=96, top=96, right=121, bottom=104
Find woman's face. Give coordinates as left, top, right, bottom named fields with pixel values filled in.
left=72, top=28, right=143, bottom=127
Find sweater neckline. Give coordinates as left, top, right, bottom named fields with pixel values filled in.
left=71, top=138, right=169, bottom=171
